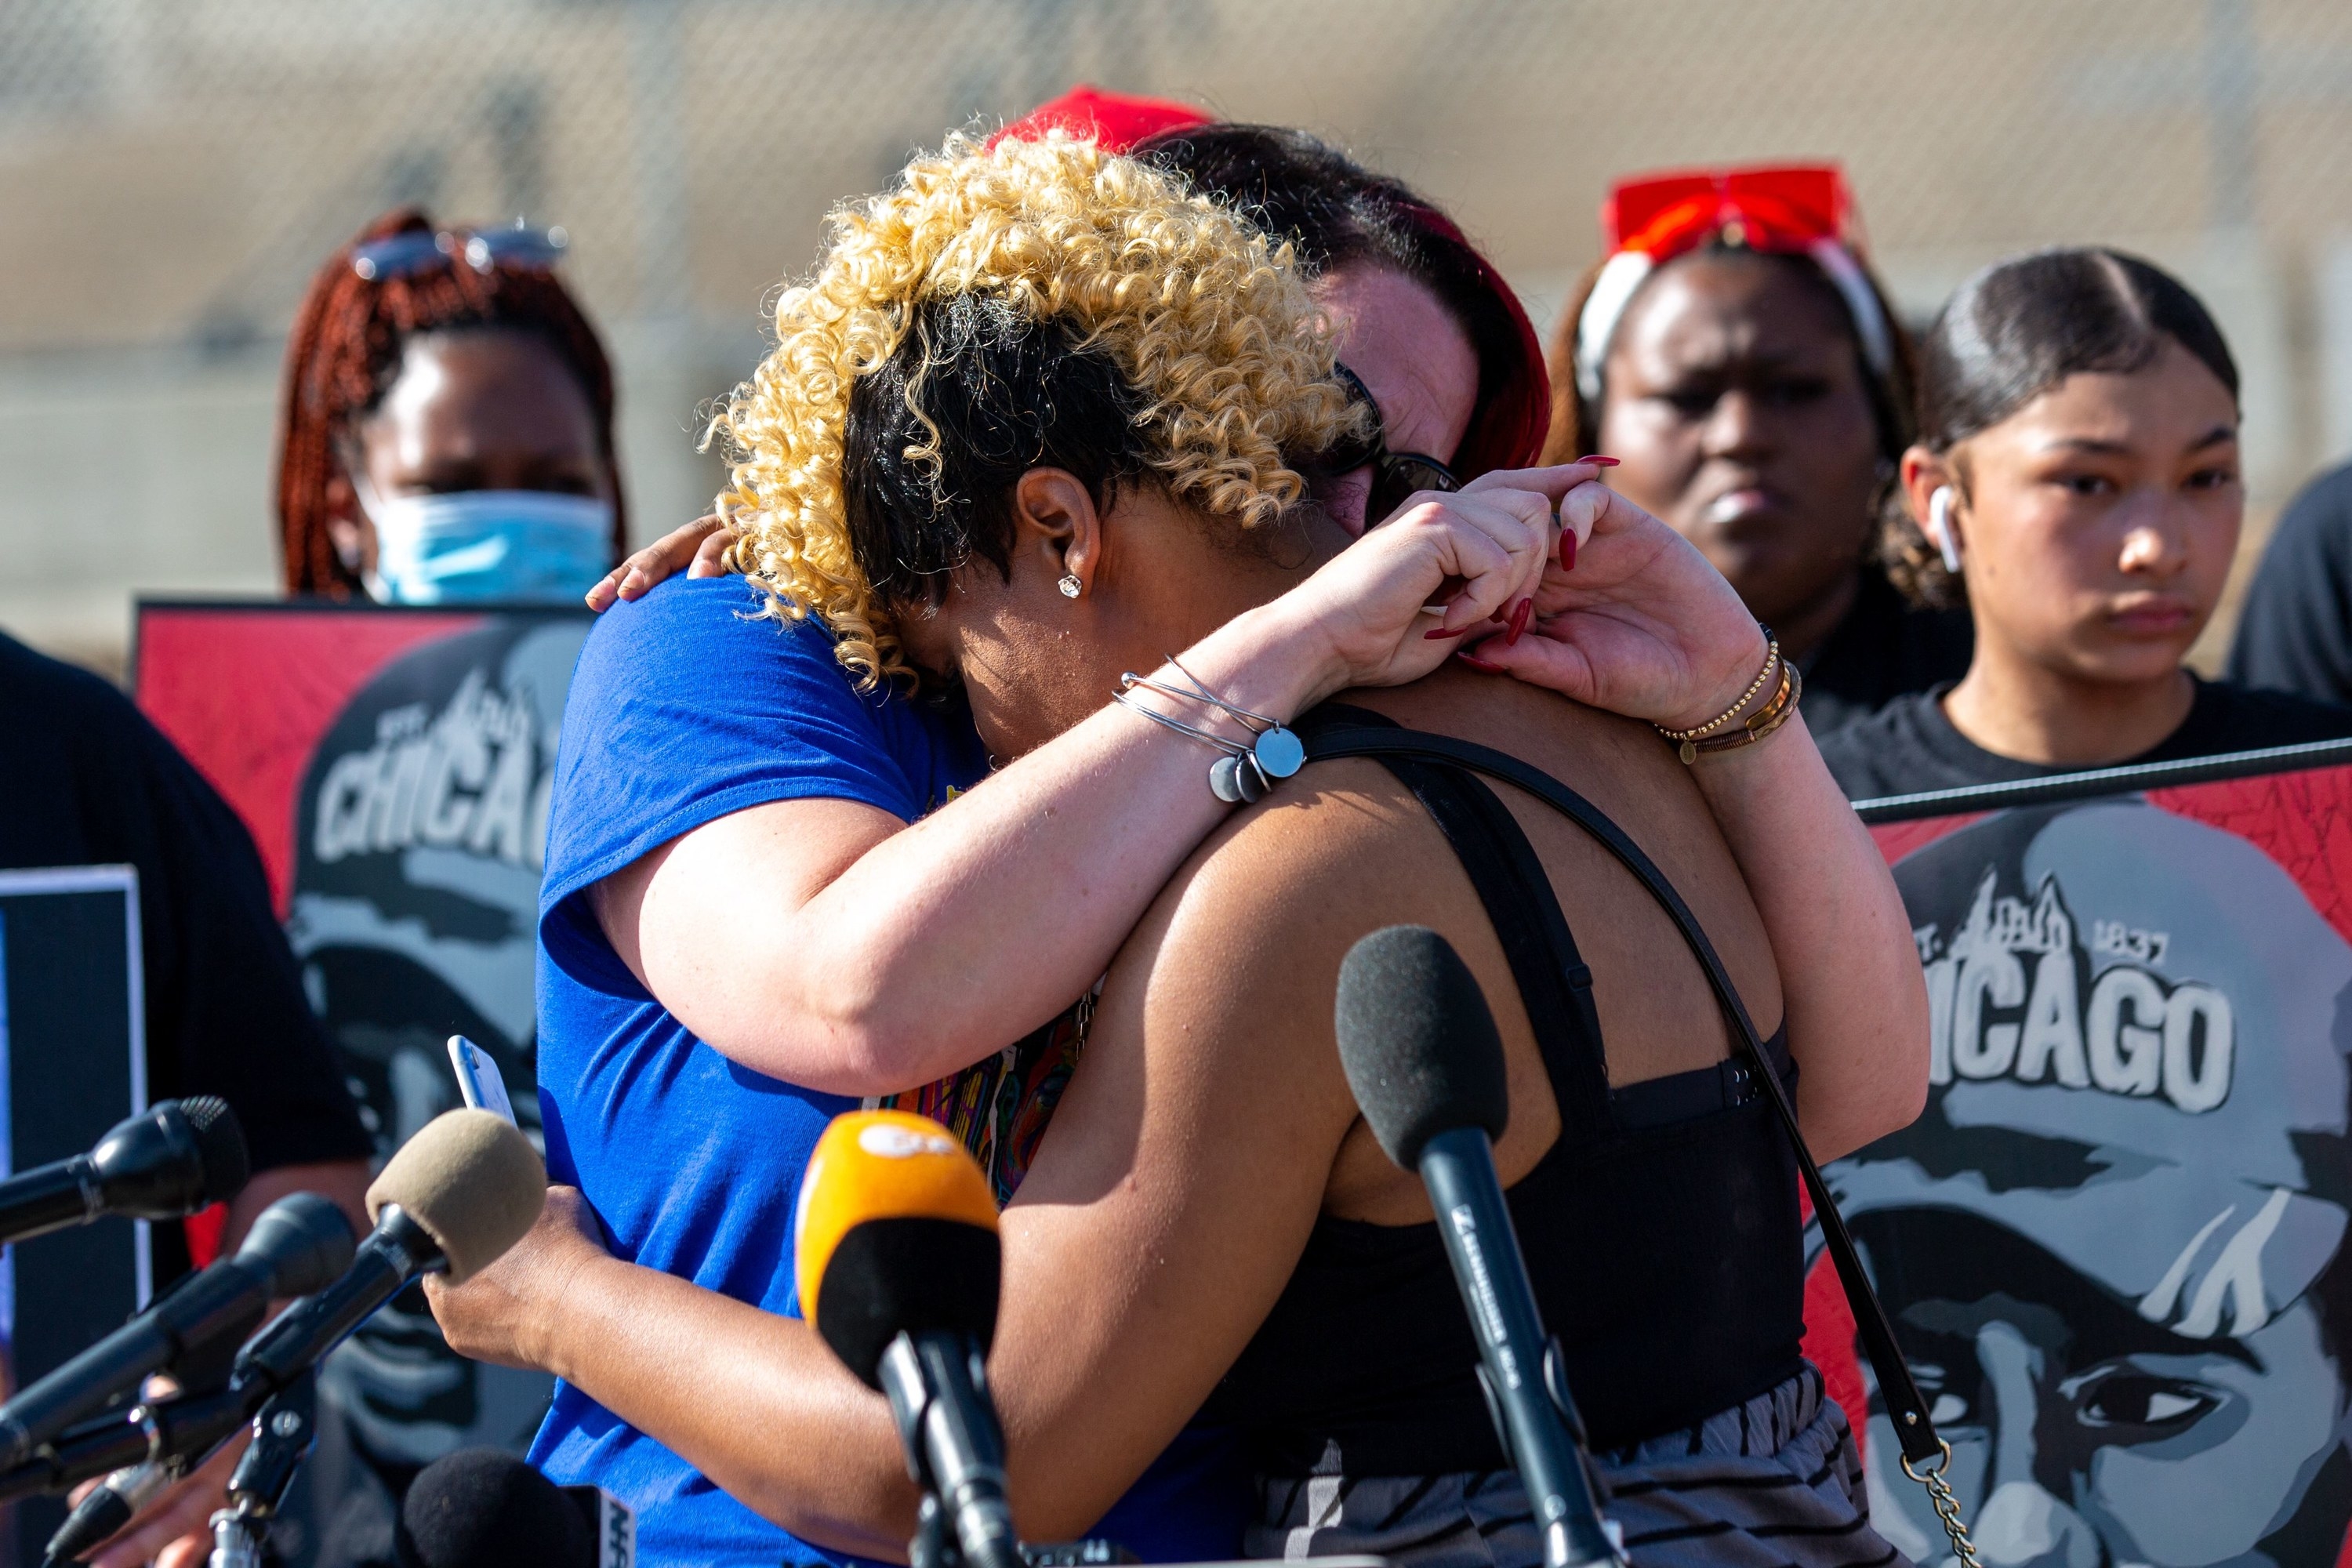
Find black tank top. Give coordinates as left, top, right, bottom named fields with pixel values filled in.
left=1201, top=706, right=1804, bottom=1476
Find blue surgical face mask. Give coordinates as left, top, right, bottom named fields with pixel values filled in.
left=358, top=484, right=615, bottom=604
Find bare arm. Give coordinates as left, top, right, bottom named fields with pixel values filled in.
left=1472, top=477, right=1930, bottom=1157
left=1679, top=712, right=1929, bottom=1158
left=436, top=805, right=1382, bottom=1553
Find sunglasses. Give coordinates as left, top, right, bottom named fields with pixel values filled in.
left=1311, top=364, right=1461, bottom=528
left=1602, top=164, right=1853, bottom=257
left=350, top=223, right=570, bottom=283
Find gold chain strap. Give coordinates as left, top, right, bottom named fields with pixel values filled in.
left=1900, top=1443, right=1984, bottom=1568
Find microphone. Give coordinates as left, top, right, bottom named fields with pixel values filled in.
left=37, top=1111, right=546, bottom=1564
left=234, top=1109, right=545, bottom=1396
left=1335, top=927, right=1624, bottom=1568
left=0, top=1098, right=249, bottom=1247
left=794, top=1111, right=1016, bottom=1568
left=0, top=1192, right=353, bottom=1473
left=396, top=1449, right=634, bottom=1568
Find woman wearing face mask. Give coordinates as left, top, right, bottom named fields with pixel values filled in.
left=1816, top=248, right=2352, bottom=801
left=427, top=132, right=1923, bottom=1568
left=276, top=208, right=624, bottom=604
left=1542, top=165, right=1971, bottom=735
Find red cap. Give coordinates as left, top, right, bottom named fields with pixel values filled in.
left=989, top=85, right=1214, bottom=154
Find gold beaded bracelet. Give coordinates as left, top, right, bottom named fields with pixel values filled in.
left=1677, top=662, right=1802, bottom=764
left=1654, top=630, right=1780, bottom=750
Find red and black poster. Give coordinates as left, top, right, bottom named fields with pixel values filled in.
left=1811, top=750, right=2352, bottom=1568
left=135, top=599, right=587, bottom=1541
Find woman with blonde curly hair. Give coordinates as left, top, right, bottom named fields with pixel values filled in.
left=416, top=132, right=1926, bottom=1568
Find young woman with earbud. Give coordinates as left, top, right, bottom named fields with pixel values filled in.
left=1817, top=248, right=2352, bottom=800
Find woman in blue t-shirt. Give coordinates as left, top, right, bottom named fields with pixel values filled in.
left=436, top=133, right=1924, bottom=1566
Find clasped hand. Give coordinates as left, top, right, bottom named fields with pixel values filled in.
left=593, top=466, right=1766, bottom=734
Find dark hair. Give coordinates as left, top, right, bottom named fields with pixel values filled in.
left=275, top=208, right=625, bottom=597
left=1918, top=246, right=2239, bottom=456
left=1134, top=123, right=1550, bottom=477
left=841, top=293, right=1155, bottom=610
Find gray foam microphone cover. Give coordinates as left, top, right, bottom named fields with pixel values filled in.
left=1335, top=924, right=1510, bottom=1167
left=366, top=1110, right=546, bottom=1285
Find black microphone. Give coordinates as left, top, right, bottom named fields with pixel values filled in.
left=397, top=1449, right=633, bottom=1568
left=1336, top=926, right=1624, bottom=1568
left=0, top=1192, right=353, bottom=1472
left=37, top=1109, right=547, bottom=1563
left=795, top=1112, right=1018, bottom=1568
left=235, top=1109, right=546, bottom=1398
left=0, top=1098, right=249, bottom=1247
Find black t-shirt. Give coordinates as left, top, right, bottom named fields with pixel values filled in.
left=1798, top=564, right=1974, bottom=737
left=1817, top=675, right=2352, bottom=801
left=2228, top=459, right=2352, bottom=702
left=0, top=632, right=370, bottom=1178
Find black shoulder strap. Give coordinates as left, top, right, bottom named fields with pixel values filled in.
left=1300, top=717, right=1947, bottom=1469
left=1298, top=708, right=1613, bottom=1138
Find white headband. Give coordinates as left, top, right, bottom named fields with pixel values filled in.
left=1573, top=238, right=1895, bottom=405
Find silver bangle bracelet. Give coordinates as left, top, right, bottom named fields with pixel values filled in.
left=1112, top=677, right=1306, bottom=805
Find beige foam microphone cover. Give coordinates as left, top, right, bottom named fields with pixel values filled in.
left=365, top=1109, right=546, bottom=1285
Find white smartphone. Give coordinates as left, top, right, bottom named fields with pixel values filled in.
left=447, top=1035, right=518, bottom=1126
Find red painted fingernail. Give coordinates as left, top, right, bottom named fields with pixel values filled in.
left=1505, top=598, right=1534, bottom=645
left=1424, top=624, right=1472, bottom=640
left=1573, top=454, right=1621, bottom=467
left=1457, top=651, right=1507, bottom=673
left=1559, top=528, right=1577, bottom=571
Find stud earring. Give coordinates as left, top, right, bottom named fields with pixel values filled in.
left=1058, top=572, right=1083, bottom=599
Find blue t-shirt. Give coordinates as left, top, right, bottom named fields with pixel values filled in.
left=532, top=579, right=985, bottom=1565
left=530, top=578, right=1247, bottom=1565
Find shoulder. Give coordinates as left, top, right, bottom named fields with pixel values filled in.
left=2264, top=462, right=2352, bottom=561
left=0, top=632, right=219, bottom=804
left=573, top=577, right=860, bottom=708
left=1812, top=691, right=1939, bottom=800
left=0, top=630, right=142, bottom=739
left=543, top=579, right=978, bottom=913
left=2184, top=678, right=2352, bottom=751
left=558, top=576, right=923, bottom=776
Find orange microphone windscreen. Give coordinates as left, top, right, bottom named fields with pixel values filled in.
left=793, top=1112, right=1000, bottom=1388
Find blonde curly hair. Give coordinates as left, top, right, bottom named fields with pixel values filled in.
left=708, top=132, right=1367, bottom=688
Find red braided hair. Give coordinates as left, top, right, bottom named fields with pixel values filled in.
left=274, top=208, right=626, bottom=597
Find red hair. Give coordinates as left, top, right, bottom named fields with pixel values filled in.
left=274, top=209, right=625, bottom=597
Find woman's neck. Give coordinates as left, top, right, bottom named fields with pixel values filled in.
left=1940, top=644, right=2195, bottom=768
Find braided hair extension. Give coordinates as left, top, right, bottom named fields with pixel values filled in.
left=274, top=208, right=626, bottom=597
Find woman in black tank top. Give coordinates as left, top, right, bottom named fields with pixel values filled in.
left=1198, top=699, right=1874, bottom=1566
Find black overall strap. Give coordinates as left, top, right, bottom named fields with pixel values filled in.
left=1301, top=719, right=1946, bottom=1469
left=1300, top=707, right=1613, bottom=1140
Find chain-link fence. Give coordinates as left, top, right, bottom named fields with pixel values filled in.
left=7, top=0, right=2352, bottom=666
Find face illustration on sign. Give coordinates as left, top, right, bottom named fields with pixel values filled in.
left=289, top=619, right=585, bottom=1156
left=285, top=616, right=584, bottom=1483
left=1832, top=801, right=2352, bottom=1566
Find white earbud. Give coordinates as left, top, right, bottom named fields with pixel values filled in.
left=1926, top=485, right=1963, bottom=576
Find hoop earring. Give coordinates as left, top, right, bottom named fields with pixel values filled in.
left=1058, top=572, right=1083, bottom=599
left=1927, top=486, right=1963, bottom=576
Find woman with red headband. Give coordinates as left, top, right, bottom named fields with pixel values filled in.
left=1542, top=165, right=1970, bottom=738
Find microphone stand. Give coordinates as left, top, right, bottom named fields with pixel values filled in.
left=205, top=1372, right=316, bottom=1568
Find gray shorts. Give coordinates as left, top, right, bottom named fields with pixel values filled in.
left=1245, top=1367, right=1906, bottom=1568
